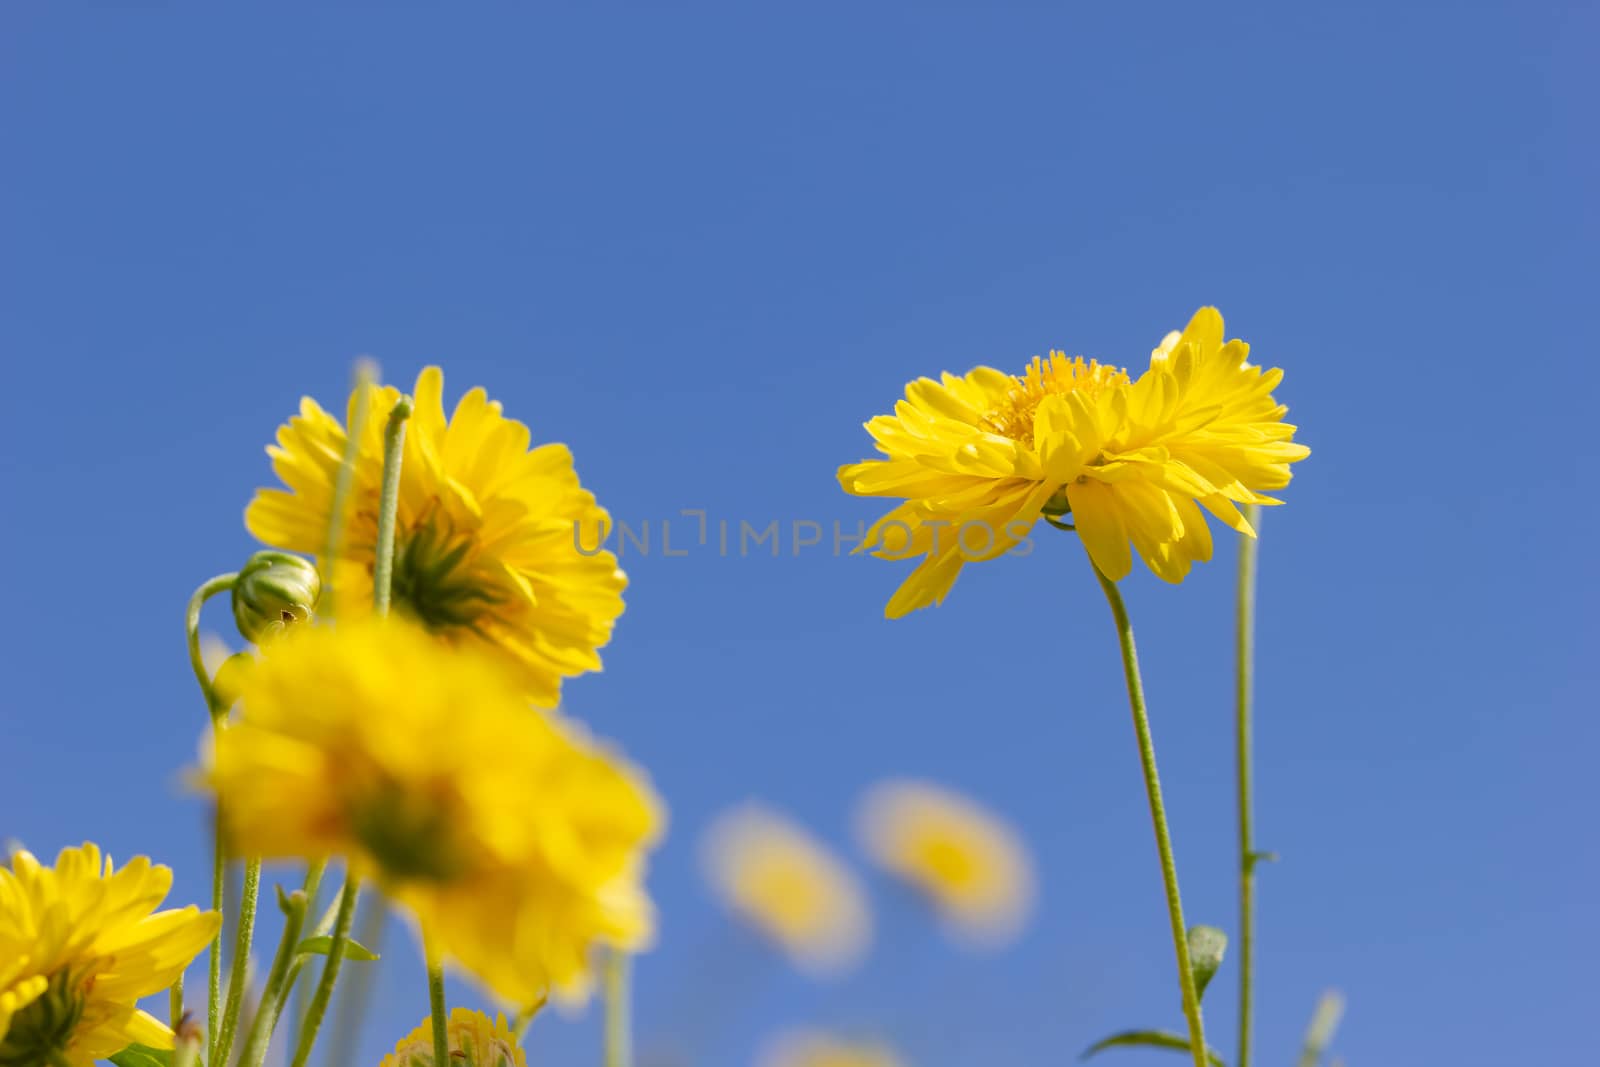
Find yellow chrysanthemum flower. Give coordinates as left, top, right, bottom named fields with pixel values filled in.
left=209, top=618, right=663, bottom=1005
left=838, top=307, right=1310, bottom=615
left=247, top=366, right=625, bottom=706
left=377, top=1008, right=526, bottom=1067
left=0, top=843, right=219, bottom=1067
left=701, top=805, right=871, bottom=976
left=857, top=781, right=1034, bottom=947
left=758, top=1031, right=905, bottom=1067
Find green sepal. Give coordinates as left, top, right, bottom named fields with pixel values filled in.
left=109, top=1046, right=174, bottom=1067
left=1081, top=1030, right=1227, bottom=1066
left=1186, top=924, right=1228, bottom=1001
left=295, top=934, right=380, bottom=961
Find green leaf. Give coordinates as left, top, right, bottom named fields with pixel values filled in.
left=295, top=934, right=380, bottom=961
left=110, top=1046, right=173, bottom=1067
left=1082, top=1030, right=1227, bottom=1066
left=1186, top=924, right=1228, bottom=1001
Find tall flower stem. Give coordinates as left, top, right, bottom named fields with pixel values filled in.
left=318, top=359, right=377, bottom=618
left=236, top=861, right=326, bottom=1067
left=372, top=395, right=413, bottom=617
left=286, top=396, right=410, bottom=1067
left=290, top=878, right=361, bottom=1067
left=186, top=573, right=239, bottom=721
left=426, top=946, right=450, bottom=1067
left=604, top=951, right=632, bottom=1067
left=185, top=571, right=236, bottom=1061
left=323, top=897, right=386, bottom=1067
left=1235, top=504, right=1261, bottom=1067
left=214, top=856, right=262, bottom=1067
left=1093, top=567, right=1208, bottom=1067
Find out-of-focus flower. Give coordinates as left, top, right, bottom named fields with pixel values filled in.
left=758, top=1030, right=905, bottom=1067
left=857, top=780, right=1034, bottom=947
left=0, top=843, right=219, bottom=1067
left=701, top=805, right=870, bottom=976
left=837, top=307, right=1310, bottom=615
left=377, top=1007, right=526, bottom=1067
left=208, top=618, right=663, bottom=1005
left=246, top=366, right=625, bottom=706
left=232, top=550, right=322, bottom=644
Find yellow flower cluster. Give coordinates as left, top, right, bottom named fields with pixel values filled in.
left=0, top=844, right=218, bottom=1067
left=839, top=307, right=1309, bottom=614
left=247, top=366, right=626, bottom=707
left=700, top=783, right=1034, bottom=974
left=759, top=1030, right=905, bottom=1067
left=858, top=780, right=1034, bottom=946
left=702, top=805, right=872, bottom=975
left=211, top=617, right=663, bottom=1006
left=377, top=1007, right=526, bottom=1067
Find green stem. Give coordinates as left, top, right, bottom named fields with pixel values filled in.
left=373, top=396, right=413, bottom=616
left=1093, top=567, right=1208, bottom=1067
left=319, top=360, right=378, bottom=618
left=426, top=947, right=450, bottom=1067
left=1236, top=503, right=1261, bottom=1067
left=169, top=973, right=184, bottom=1031
left=323, top=897, right=386, bottom=1067
left=604, top=950, right=632, bottom=1067
left=290, top=877, right=361, bottom=1067
left=213, top=857, right=262, bottom=1067
left=236, top=861, right=326, bottom=1067
left=186, top=573, right=238, bottom=722
left=186, top=571, right=236, bottom=1062
left=1294, top=990, right=1345, bottom=1067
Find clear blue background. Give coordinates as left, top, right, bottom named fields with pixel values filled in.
left=3, top=4, right=1595, bottom=1065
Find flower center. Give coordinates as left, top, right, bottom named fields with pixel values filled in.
left=0, top=971, right=86, bottom=1067
left=349, top=779, right=472, bottom=883
left=390, top=512, right=504, bottom=632
left=979, top=353, right=1128, bottom=448
left=915, top=838, right=983, bottom=892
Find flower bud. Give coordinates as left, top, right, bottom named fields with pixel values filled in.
left=232, top=551, right=321, bottom=645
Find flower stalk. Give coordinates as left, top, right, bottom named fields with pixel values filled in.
left=1094, top=567, right=1208, bottom=1067
left=289, top=877, right=361, bottom=1067
left=427, top=949, right=450, bottom=1067
left=213, top=855, right=262, bottom=1067
left=318, top=359, right=377, bottom=618
left=605, top=950, right=632, bottom=1067
left=284, top=396, right=410, bottom=1067
left=1236, top=504, right=1261, bottom=1067
left=184, top=571, right=236, bottom=1061
left=373, top=395, right=413, bottom=618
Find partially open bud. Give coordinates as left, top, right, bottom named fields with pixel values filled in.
left=232, top=551, right=322, bottom=645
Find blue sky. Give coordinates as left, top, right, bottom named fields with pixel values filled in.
left=2, top=4, right=1595, bottom=1065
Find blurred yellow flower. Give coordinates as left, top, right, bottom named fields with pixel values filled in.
left=247, top=365, right=625, bottom=706
left=0, top=843, right=219, bottom=1067
left=838, top=307, right=1310, bottom=615
left=209, top=618, right=663, bottom=1005
left=701, top=805, right=870, bottom=976
left=377, top=1007, right=526, bottom=1067
left=759, top=1030, right=905, bottom=1067
left=857, top=781, right=1034, bottom=947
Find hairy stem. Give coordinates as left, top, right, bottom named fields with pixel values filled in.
left=427, top=946, right=450, bottom=1067
left=289, top=878, right=360, bottom=1067
left=1094, top=567, right=1208, bottom=1067
left=213, top=856, right=262, bottom=1066
left=605, top=951, right=632, bottom=1067
left=1236, top=504, right=1261, bottom=1067
left=372, top=396, right=413, bottom=616
left=185, top=571, right=236, bottom=1061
